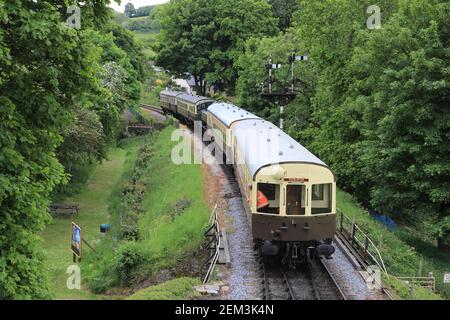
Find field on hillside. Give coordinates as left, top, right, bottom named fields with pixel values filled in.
left=134, top=31, right=158, bottom=59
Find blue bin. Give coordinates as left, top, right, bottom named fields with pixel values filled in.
left=100, top=223, right=111, bottom=233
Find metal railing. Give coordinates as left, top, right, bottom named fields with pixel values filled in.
left=397, top=273, right=436, bottom=291
left=203, top=204, right=220, bottom=284
left=337, top=208, right=388, bottom=274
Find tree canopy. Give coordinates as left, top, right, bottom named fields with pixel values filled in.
left=0, top=0, right=144, bottom=298
left=236, top=0, right=450, bottom=248
left=124, top=2, right=136, bottom=18
left=155, top=0, right=278, bottom=94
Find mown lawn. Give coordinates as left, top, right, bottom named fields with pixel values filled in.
left=41, top=139, right=143, bottom=299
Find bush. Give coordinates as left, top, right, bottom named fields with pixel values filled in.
left=127, top=277, right=200, bottom=300
left=114, top=242, right=147, bottom=286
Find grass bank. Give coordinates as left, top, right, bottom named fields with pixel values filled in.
left=41, top=138, right=144, bottom=299
left=337, top=190, right=448, bottom=299
left=85, top=126, right=210, bottom=296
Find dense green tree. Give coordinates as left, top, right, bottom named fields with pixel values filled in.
left=0, top=0, right=112, bottom=298
left=155, top=0, right=278, bottom=94
left=269, top=0, right=299, bottom=31
left=124, top=2, right=136, bottom=18
left=135, top=5, right=155, bottom=17
left=291, top=0, right=398, bottom=201
left=0, top=0, right=144, bottom=298
left=347, top=0, right=450, bottom=247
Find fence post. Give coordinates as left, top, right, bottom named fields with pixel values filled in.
left=364, top=236, right=369, bottom=258
left=351, top=218, right=356, bottom=247
left=428, top=272, right=434, bottom=291
left=418, top=257, right=423, bottom=277
left=339, top=210, right=343, bottom=232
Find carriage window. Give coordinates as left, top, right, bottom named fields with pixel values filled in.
left=257, top=183, right=279, bottom=214
left=312, top=184, right=324, bottom=200
left=311, top=183, right=332, bottom=214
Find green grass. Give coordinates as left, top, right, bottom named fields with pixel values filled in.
left=41, top=138, right=144, bottom=299
left=140, top=83, right=162, bottom=106
left=337, top=189, right=448, bottom=300
left=84, top=126, right=210, bottom=294
left=127, top=277, right=200, bottom=300
left=133, top=31, right=157, bottom=60
left=129, top=16, right=149, bottom=21
left=137, top=126, right=211, bottom=266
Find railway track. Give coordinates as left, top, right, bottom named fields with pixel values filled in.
left=140, top=103, right=165, bottom=115
left=260, top=256, right=346, bottom=300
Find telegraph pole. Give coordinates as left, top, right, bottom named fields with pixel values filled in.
left=260, top=50, right=307, bottom=130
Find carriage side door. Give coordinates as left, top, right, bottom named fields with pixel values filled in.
left=286, top=184, right=306, bottom=215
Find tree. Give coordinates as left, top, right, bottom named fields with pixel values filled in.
left=347, top=0, right=450, bottom=248
left=124, top=2, right=136, bottom=18
left=269, top=0, right=299, bottom=31
left=135, top=5, right=154, bottom=17
left=0, top=0, right=111, bottom=298
left=235, top=31, right=316, bottom=138
left=155, top=0, right=278, bottom=94
left=0, top=0, right=145, bottom=298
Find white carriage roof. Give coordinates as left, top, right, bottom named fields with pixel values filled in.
left=207, top=102, right=261, bottom=128
left=177, top=92, right=214, bottom=104
left=232, top=119, right=329, bottom=179
left=160, top=89, right=183, bottom=97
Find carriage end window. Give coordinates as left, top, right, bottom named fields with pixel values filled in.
left=311, top=183, right=332, bottom=214
left=257, top=183, right=279, bottom=214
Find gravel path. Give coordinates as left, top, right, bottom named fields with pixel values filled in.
left=323, top=241, right=387, bottom=300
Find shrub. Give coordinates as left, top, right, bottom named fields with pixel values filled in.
left=127, top=277, right=200, bottom=300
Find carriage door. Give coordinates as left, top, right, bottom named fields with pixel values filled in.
left=286, top=185, right=305, bottom=215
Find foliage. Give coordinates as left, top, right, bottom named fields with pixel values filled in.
left=0, top=0, right=145, bottom=298
left=269, top=0, right=299, bottom=31
left=53, top=108, right=106, bottom=198
left=127, top=277, right=200, bottom=300
left=124, top=2, right=136, bottom=18
left=155, top=0, right=278, bottom=94
left=235, top=31, right=316, bottom=138
left=135, top=5, right=156, bottom=18
left=0, top=0, right=108, bottom=299
left=117, top=139, right=157, bottom=241
left=237, top=0, right=450, bottom=249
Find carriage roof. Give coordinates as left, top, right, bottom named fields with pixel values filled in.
left=207, top=102, right=260, bottom=127
left=159, top=89, right=183, bottom=98
left=232, top=119, right=329, bottom=179
left=176, top=93, right=213, bottom=105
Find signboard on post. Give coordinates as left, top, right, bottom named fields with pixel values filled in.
left=444, top=273, right=450, bottom=284
left=71, top=222, right=82, bottom=259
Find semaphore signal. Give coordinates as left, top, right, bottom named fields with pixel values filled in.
left=260, top=50, right=308, bottom=130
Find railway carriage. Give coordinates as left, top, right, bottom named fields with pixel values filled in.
left=159, top=89, right=182, bottom=115
left=230, top=119, right=336, bottom=261
left=173, top=93, right=214, bottom=124
left=159, top=90, right=336, bottom=261
left=206, top=103, right=260, bottom=161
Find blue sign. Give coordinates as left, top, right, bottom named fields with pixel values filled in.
left=71, top=222, right=82, bottom=257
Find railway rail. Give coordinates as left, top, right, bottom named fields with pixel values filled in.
left=140, top=103, right=165, bottom=115
left=260, top=256, right=346, bottom=300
